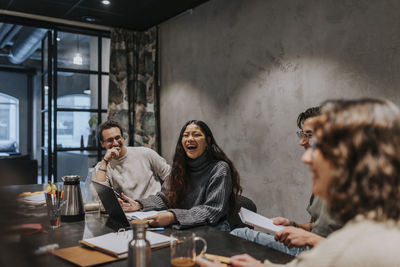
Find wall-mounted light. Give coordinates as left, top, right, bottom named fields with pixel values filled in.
left=101, top=0, right=111, bottom=5
left=73, top=35, right=83, bottom=65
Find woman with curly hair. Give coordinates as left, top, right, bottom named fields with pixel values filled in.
left=197, top=98, right=400, bottom=266
left=120, top=120, right=242, bottom=230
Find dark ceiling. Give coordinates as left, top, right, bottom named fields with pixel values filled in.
left=1, top=0, right=209, bottom=31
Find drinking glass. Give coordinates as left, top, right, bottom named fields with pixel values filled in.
left=84, top=168, right=100, bottom=214
left=46, top=202, right=62, bottom=229
left=170, top=231, right=207, bottom=267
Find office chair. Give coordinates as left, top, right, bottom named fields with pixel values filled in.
left=228, top=195, right=257, bottom=230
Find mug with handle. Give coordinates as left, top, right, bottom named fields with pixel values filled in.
left=170, top=231, right=207, bottom=267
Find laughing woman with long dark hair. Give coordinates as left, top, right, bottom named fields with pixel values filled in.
left=120, top=120, right=242, bottom=230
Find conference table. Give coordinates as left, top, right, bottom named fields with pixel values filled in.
left=0, top=184, right=294, bottom=267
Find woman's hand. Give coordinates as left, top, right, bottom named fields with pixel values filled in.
left=118, top=193, right=142, bottom=212
left=195, top=256, right=223, bottom=267
left=196, top=254, right=263, bottom=267
left=144, top=211, right=176, bottom=226
left=230, top=254, right=264, bottom=267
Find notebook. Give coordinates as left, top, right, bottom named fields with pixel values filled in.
left=79, top=230, right=174, bottom=258
left=238, top=207, right=284, bottom=235
left=52, top=246, right=120, bottom=266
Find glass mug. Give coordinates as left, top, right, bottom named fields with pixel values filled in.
left=170, top=231, right=207, bottom=267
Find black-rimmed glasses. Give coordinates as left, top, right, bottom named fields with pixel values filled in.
left=104, top=135, right=123, bottom=143
left=296, top=131, right=312, bottom=139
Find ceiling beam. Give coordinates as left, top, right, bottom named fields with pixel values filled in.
left=0, top=9, right=112, bottom=32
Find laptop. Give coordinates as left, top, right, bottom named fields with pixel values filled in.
left=92, top=181, right=131, bottom=231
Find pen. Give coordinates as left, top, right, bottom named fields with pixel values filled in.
left=113, top=189, right=122, bottom=198
left=34, top=243, right=59, bottom=255
left=202, top=256, right=232, bottom=266
left=58, top=190, right=64, bottom=208
left=114, top=190, right=129, bottom=203
left=147, top=227, right=164, bottom=231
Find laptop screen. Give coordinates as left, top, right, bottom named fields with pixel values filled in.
left=92, top=181, right=130, bottom=231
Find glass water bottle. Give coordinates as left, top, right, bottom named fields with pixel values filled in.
left=127, top=220, right=151, bottom=267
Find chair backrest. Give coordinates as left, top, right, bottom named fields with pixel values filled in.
left=0, top=155, right=38, bottom=185
left=228, top=195, right=257, bottom=230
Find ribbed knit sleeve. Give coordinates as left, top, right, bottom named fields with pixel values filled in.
left=169, top=161, right=232, bottom=228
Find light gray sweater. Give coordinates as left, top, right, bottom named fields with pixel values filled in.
left=137, top=152, right=232, bottom=228
left=94, top=146, right=171, bottom=199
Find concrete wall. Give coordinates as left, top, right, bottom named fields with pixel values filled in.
left=159, top=0, right=400, bottom=221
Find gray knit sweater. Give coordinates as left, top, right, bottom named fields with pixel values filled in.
left=137, top=152, right=232, bottom=228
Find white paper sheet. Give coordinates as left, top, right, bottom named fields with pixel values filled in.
left=239, top=207, right=284, bottom=235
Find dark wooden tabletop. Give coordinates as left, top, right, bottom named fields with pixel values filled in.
left=0, top=184, right=294, bottom=267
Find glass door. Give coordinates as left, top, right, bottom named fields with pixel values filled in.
left=41, top=30, right=55, bottom=183
left=41, top=28, right=110, bottom=183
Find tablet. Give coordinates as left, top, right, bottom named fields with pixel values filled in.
left=92, top=181, right=130, bottom=231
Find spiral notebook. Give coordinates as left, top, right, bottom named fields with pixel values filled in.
left=79, top=230, right=174, bottom=258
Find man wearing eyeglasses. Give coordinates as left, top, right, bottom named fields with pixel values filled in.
left=93, top=120, right=171, bottom=201
left=231, top=107, right=342, bottom=256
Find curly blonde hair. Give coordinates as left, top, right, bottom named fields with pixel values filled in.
left=313, top=98, right=400, bottom=223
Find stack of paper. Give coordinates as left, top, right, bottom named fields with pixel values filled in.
left=125, top=210, right=163, bottom=220
left=18, top=192, right=46, bottom=205
left=238, top=207, right=284, bottom=235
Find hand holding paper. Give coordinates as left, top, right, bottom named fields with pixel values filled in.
left=238, top=207, right=284, bottom=235
left=275, top=227, right=324, bottom=248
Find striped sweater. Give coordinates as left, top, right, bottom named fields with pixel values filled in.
left=137, top=152, right=232, bottom=229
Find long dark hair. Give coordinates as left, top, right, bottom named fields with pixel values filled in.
left=166, top=120, right=242, bottom=214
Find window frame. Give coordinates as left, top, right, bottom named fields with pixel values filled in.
left=41, top=27, right=110, bottom=183
left=0, top=92, right=19, bottom=151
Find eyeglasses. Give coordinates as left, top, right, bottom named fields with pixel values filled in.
left=296, top=131, right=313, bottom=139
left=104, top=135, right=123, bottom=143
